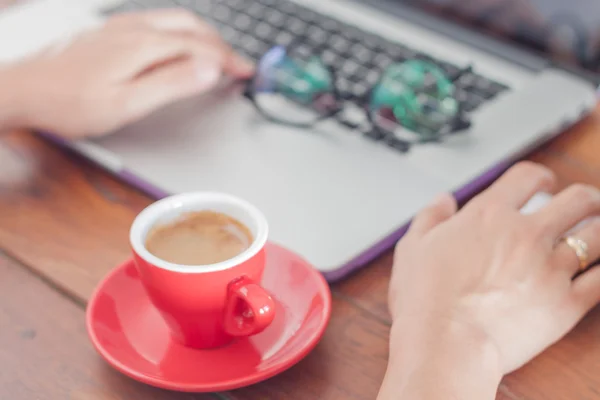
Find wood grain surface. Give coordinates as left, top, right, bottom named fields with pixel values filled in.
left=0, top=251, right=215, bottom=400
left=1, top=106, right=600, bottom=399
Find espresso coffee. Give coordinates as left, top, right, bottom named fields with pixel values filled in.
left=145, top=210, right=254, bottom=265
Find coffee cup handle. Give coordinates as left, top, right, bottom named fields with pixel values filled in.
left=223, top=277, right=276, bottom=337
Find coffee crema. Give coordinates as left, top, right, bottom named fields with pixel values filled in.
left=145, top=210, right=254, bottom=266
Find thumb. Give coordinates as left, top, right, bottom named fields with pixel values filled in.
left=408, top=193, right=457, bottom=236
left=123, top=58, right=221, bottom=121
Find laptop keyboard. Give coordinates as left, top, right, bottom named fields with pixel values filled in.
left=107, top=0, right=510, bottom=145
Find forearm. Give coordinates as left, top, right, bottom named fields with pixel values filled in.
left=378, top=318, right=502, bottom=400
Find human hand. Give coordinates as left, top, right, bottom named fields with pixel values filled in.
left=381, top=162, right=600, bottom=400
left=3, top=8, right=253, bottom=138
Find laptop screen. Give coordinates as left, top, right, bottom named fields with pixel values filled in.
left=404, top=0, right=600, bottom=72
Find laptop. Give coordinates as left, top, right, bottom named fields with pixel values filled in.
left=2, top=0, right=598, bottom=281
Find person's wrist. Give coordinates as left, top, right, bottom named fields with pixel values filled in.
left=377, top=316, right=503, bottom=400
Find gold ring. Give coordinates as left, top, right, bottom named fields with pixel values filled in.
left=564, top=236, right=589, bottom=272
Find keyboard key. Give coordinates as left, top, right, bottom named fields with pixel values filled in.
left=223, top=0, right=244, bottom=11
left=321, top=18, right=340, bottom=32
left=454, top=72, right=509, bottom=102
left=461, top=92, right=486, bottom=112
left=364, top=128, right=386, bottom=140
left=220, top=26, right=240, bottom=43
left=351, top=82, right=369, bottom=100
left=385, top=43, right=418, bottom=61
left=212, top=4, right=231, bottom=22
left=471, top=75, right=509, bottom=99
left=451, top=116, right=472, bottom=131
left=292, top=44, right=313, bottom=60
left=489, top=80, right=509, bottom=94
left=296, top=7, right=317, bottom=23
left=352, top=43, right=373, bottom=64
left=255, top=22, right=273, bottom=40
left=373, top=53, right=393, bottom=70
left=337, top=78, right=353, bottom=98
left=289, top=18, right=307, bottom=35
left=266, top=9, right=286, bottom=27
left=456, top=73, right=478, bottom=88
left=275, top=31, right=294, bottom=46
left=240, top=36, right=261, bottom=56
left=363, top=33, right=384, bottom=50
left=341, top=25, right=366, bottom=42
left=321, top=49, right=340, bottom=67
left=247, top=2, right=265, bottom=17
left=278, top=1, right=297, bottom=14
left=454, top=90, right=469, bottom=104
left=234, top=14, right=252, bottom=30
left=330, top=35, right=350, bottom=54
left=365, top=70, right=380, bottom=86
left=385, top=136, right=410, bottom=151
left=308, top=26, right=327, bottom=46
left=341, top=60, right=360, bottom=77
left=437, top=60, right=463, bottom=81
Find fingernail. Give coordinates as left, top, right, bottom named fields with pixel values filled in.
left=234, top=53, right=255, bottom=74
left=431, top=193, right=456, bottom=208
left=432, top=193, right=449, bottom=204
left=197, top=64, right=221, bottom=88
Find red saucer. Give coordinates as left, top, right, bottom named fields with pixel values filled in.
left=86, top=242, right=332, bottom=392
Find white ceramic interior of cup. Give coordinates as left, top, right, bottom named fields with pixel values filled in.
left=130, top=192, right=269, bottom=273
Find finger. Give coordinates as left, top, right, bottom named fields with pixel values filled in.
left=472, top=161, right=555, bottom=209
left=223, top=50, right=255, bottom=78
left=536, top=183, right=600, bottom=239
left=168, top=34, right=254, bottom=78
left=115, top=31, right=226, bottom=79
left=120, top=57, right=221, bottom=122
left=408, top=193, right=457, bottom=236
left=108, top=11, right=254, bottom=79
left=554, top=217, right=600, bottom=277
left=179, top=30, right=254, bottom=77
left=141, top=9, right=255, bottom=77
left=571, top=265, right=600, bottom=317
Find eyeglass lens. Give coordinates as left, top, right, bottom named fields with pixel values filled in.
left=249, top=45, right=464, bottom=142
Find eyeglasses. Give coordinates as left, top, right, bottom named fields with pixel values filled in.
left=242, top=44, right=472, bottom=152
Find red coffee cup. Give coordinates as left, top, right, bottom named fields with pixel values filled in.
left=130, top=192, right=276, bottom=349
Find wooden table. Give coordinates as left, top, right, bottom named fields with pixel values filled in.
left=3, top=109, right=600, bottom=400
